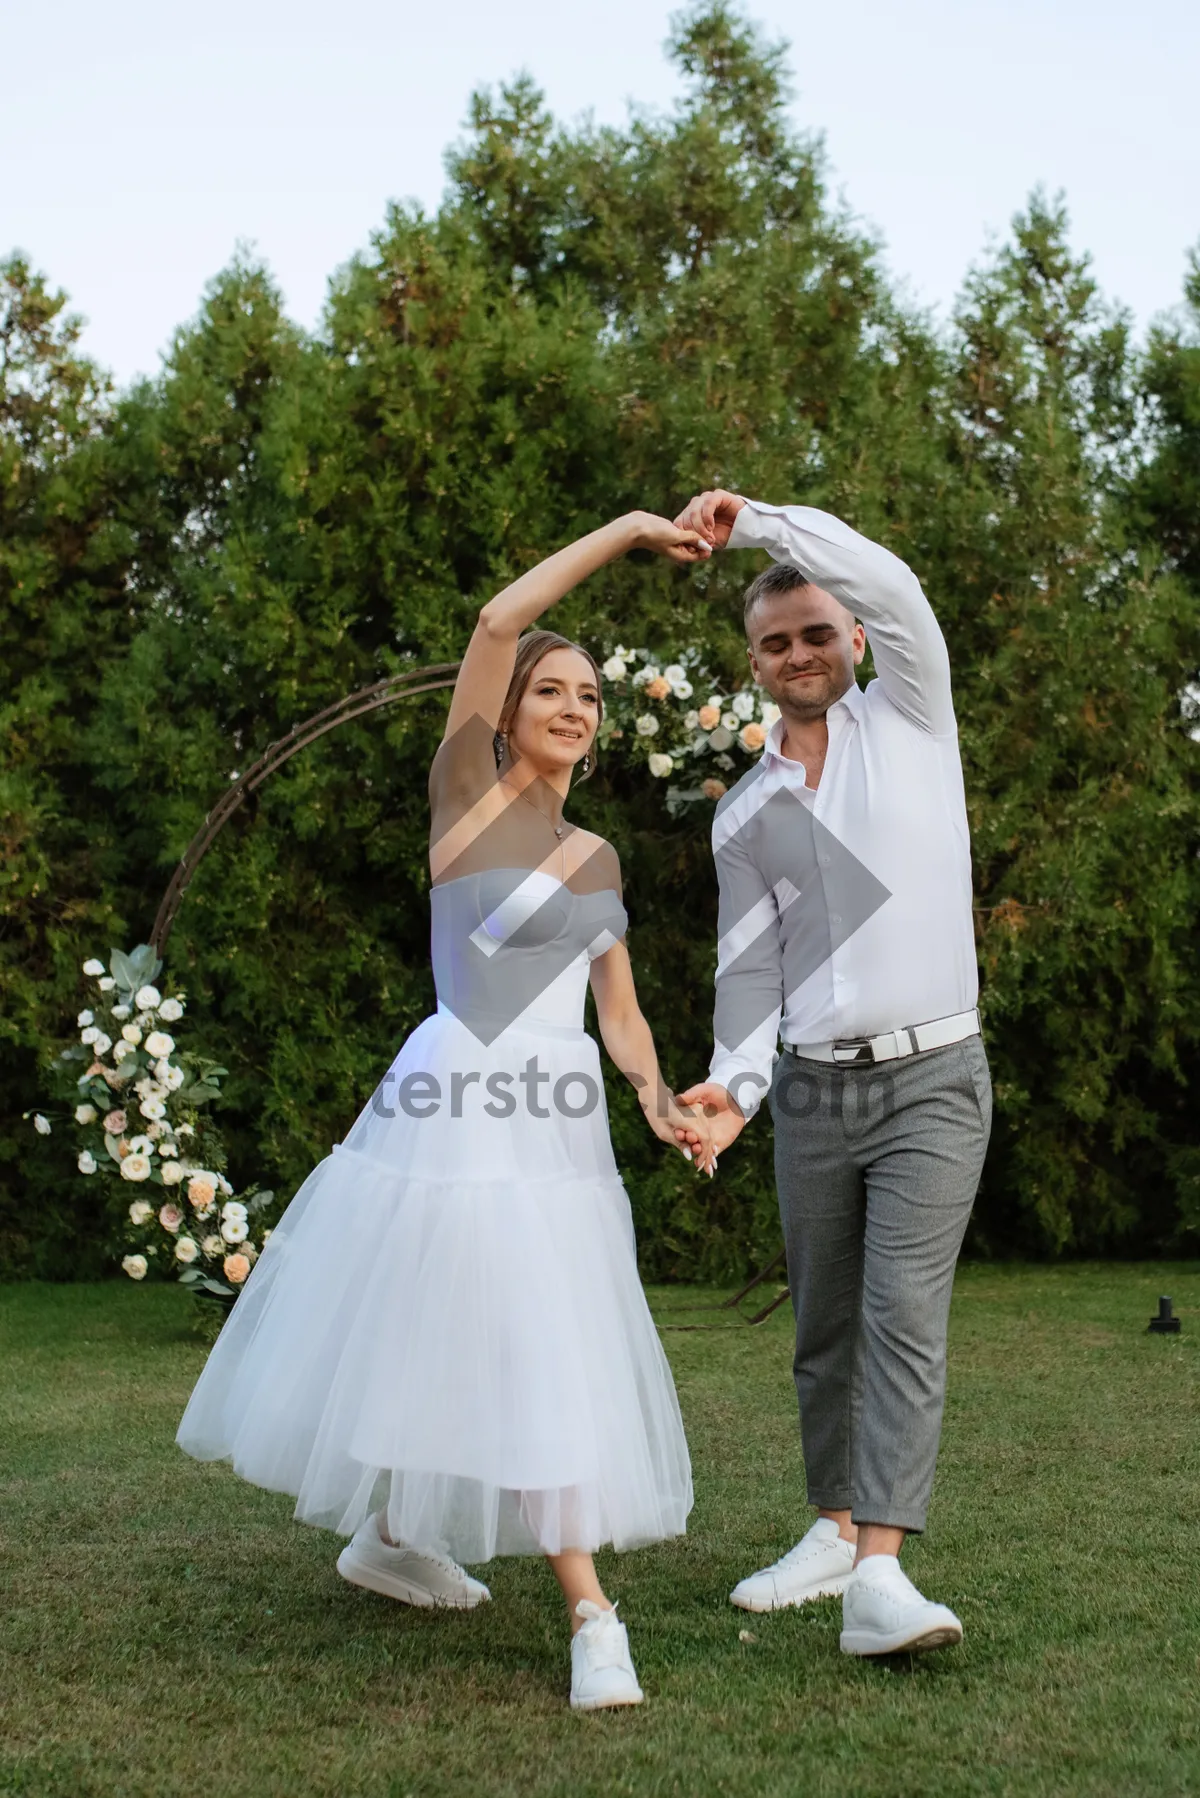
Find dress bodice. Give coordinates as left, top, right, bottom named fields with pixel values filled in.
left=431, top=869, right=628, bottom=1044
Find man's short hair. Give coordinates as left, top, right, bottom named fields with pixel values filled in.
left=743, top=562, right=812, bottom=634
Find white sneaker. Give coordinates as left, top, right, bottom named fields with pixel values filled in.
left=730, top=1518, right=857, bottom=1612
left=336, top=1512, right=491, bottom=1609
left=840, top=1554, right=963, bottom=1655
left=569, top=1600, right=644, bottom=1711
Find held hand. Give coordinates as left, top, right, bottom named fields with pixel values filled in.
left=627, top=511, right=714, bottom=566
left=672, top=489, right=746, bottom=550
left=644, top=1088, right=719, bottom=1177
left=673, top=1081, right=748, bottom=1159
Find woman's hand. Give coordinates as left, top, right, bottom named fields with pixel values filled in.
left=643, top=1086, right=719, bottom=1177
left=626, top=511, right=714, bottom=566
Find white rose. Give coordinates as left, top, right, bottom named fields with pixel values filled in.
left=92, top=1031, right=112, bottom=1054
left=706, top=694, right=722, bottom=709
left=139, top=1097, right=167, bottom=1121
left=120, top=1153, right=152, bottom=1182
left=647, top=753, right=674, bottom=777
left=75, top=1103, right=97, bottom=1125
left=110, top=1003, right=132, bottom=1021
left=663, top=663, right=686, bottom=683
left=163, top=1065, right=185, bottom=1092
left=135, top=985, right=162, bottom=1010
left=159, top=997, right=184, bottom=1022
left=113, top=1041, right=137, bottom=1063
left=98, top=976, right=115, bottom=991
left=121, top=1254, right=148, bottom=1280
left=708, top=726, right=734, bottom=751
left=78, top=1150, right=98, bottom=1175
left=77, top=1009, right=94, bottom=1028
left=731, top=690, right=756, bottom=720
left=670, top=678, right=693, bottom=699
left=80, top=1026, right=99, bottom=1046
left=121, top=1023, right=143, bottom=1045
left=129, top=1199, right=154, bottom=1224
left=221, top=1218, right=249, bottom=1244
left=174, top=1236, right=199, bottom=1264
left=144, top=1031, right=175, bottom=1058
left=128, top=1134, right=155, bottom=1156
left=761, top=702, right=781, bottom=728
left=33, top=1114, right=51, bottom=1136
left=683, top=709, right=699, bottom=728
left=634, top=714, right=659, bottom=737
left=160, top=1161, right=184, bottom=1185
left=216, top=1174, right=233, bottom=1196
left=201, top=1234, right=223, bottom=1256
left=83, top=958, right=106, bottom=976
left=721, top=711, right=739, bottom=730
left=601, top=655, right=627, bottom=680
left=221, top=1200, right=248, bottom=1223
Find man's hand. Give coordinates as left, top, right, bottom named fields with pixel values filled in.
left=673, top=489, right=747, bottom=551
left=672, top=1081, right=749, bottom=1163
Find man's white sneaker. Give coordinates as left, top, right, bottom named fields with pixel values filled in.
left=336, top=1512, right=491, bottom=1609
left=569, top=1600, right=644, bottom=1711
left=839, top=1555, right=963, bottom=1655
left=730, top=1517, right=856, bottom=1612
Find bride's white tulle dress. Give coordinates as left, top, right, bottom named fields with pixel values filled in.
left=176, top=863, right=694, bottom=1563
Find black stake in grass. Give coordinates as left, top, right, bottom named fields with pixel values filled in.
left=1148, top=1296, right=1181, bottom=1335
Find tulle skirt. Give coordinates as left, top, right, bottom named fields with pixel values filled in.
left=176, top=1005, right=694, bottom=1562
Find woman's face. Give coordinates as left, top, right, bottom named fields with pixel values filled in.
left=506, top=647, right=600, bottom=775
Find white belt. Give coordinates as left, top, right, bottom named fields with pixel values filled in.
left=782, top=1007, right=981, bottom=1066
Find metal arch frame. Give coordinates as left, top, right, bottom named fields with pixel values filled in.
left=149, top=662, right=461, bottom=954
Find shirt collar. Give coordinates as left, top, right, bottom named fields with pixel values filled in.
left=762, top=679, right=864, bottom=763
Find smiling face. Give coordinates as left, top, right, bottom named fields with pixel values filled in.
left=504, top=645, right=600, bottom=775
left=745, top=584, right=865, bottom=721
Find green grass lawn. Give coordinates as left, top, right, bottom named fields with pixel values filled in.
left=2, top=1266, right=1198, bottom=1798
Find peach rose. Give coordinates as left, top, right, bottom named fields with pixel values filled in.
left=188, top=1176, right=217, bottom=1211
left=739, top=721, right=767, bottom=750
left=644, top=675, right=671, bottom=701
left=223, top=1253, right=251, bottom=1285
left=697, top=703, right=721, bottom=730
left=702, top=777, right=728, bottom=800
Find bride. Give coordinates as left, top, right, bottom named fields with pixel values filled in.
left=177, top=509, right=717, bottom=1711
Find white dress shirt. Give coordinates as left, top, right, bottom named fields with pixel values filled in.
left=706, top=499, right=978, bottom=1120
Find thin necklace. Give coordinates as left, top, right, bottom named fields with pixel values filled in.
left=499, top=772, right=567, bottom=840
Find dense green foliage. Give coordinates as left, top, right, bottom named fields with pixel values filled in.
left=3, top=4, right=1198, bottom=1279
left=3, top=1270, right=1199, bottom=1794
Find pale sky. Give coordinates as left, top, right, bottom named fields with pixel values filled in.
left=4, top=0, right=1197, bottom=386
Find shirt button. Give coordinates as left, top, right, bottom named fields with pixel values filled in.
left=830, top=912, right=841, bottom=925
left=820, top=854, right=831, bottom=867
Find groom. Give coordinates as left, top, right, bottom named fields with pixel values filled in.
left=674, top=488, right=992, bottom=1657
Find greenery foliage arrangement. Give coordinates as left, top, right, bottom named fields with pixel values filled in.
left=3, top=3, right=1198, bottom=1281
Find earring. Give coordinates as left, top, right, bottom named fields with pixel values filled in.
left=493, top=729, right=507, bottom=764
left=580, top=752, right=591, bottom=775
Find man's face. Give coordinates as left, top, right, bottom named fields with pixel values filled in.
left=746, top=585, right=866, bottom=720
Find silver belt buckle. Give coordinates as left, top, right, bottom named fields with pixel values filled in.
left=832, top=1037, right=875, bottom=1065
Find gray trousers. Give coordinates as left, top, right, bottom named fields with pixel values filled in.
left=766, top=1035, right=992, bottom=1532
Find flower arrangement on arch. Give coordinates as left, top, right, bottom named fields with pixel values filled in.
left=25, top=942, right=275, bottom=1310
left=596, top=645, right=780, bottom=813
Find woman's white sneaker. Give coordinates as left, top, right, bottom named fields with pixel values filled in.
left=730, top=1518, right=856, bottom=1611
left=336, top=1512, right=491, bottom=1608
left=569, top=1601, right=644, bottom=1711
left=839, top=1555, right=963, bottom=1655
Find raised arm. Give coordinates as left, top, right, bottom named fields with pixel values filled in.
left=438, top=513, right=712, bottom=755
left=678, top=490, right=956, bottom=736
